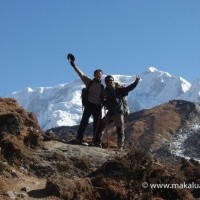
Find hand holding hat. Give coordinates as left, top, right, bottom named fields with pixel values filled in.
left=67, top=53, right=75, bottom=67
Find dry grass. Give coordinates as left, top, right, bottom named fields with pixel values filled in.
left=71, top=156, right=92, bottom=172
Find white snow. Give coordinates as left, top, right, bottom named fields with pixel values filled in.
left=170, top=124, right=200, bottom=162
left=178, top=76, right=200, bottom=101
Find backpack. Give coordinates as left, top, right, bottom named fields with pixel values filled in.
left=114, top=82, right=130, bottom=117
left=81, top=81, right=104, bottom=107
left=120, top=96, right=130, bottom=117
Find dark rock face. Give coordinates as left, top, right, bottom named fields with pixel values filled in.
left=0, top=113, right=21, bottom=135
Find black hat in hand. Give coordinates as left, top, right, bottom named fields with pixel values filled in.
left=67, top=53, right=75, bottom=62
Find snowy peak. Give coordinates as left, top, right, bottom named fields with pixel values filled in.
left=145, top=66, right=170, bottom=76
left=147, top=66, right=159, bottom=73
left=178, top=75, right=200, bottom=102
left=138, top=67, right=190, bottom=98
left=144, top=67, right=191, bottom=93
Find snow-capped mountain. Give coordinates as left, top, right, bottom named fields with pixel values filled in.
left=10, top=67, right=191, bottom=130
left=177, top=76, right=200, bottom=102
left=129, top=67, right=191, bottom=111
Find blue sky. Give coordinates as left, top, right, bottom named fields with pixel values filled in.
left=1, top=0, right=200, bottom=96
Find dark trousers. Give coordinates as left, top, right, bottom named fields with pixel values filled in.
left=77, top=102, right=102, bottom=142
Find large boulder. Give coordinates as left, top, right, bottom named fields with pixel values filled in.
left=0, top=98, right=43, bottom=165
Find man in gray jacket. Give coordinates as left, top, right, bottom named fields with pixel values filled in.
left=68, top=53, right=104, bottom=146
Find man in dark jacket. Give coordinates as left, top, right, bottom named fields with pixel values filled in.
left=97, top=75, right=140, bottom=149
left=68, top=54, right=104, bottom=146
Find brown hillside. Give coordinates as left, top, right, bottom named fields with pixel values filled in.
left=1, top=98, right=200, bottom=199
left=51, top=100, right=200, bottom=153
left=124, top=100, right=200, bottom=151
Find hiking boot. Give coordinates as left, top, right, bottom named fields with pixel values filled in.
left=76, top=139, right=89, bottom=146
left=68, top=139, right=88, bottom=146
left=81, top=141, right=89, bottom=146
left=117, top=146, right=123, bottom=151
left=75, top=139, right=83, bottom=145
left=94, top=143, right=102, bottom=148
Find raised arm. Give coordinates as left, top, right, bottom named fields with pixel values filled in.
left=67, top=53, right=91, bottom=85
left=126, top=75, right=140, bottom=91
left=117, top=75, right=140, bottom=97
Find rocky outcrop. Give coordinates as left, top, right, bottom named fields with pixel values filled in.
left=0, top=98, right=115, bottom=199
left=46, top=148, right=200, bottom=200
left=0, top=98, right=43, bottom=165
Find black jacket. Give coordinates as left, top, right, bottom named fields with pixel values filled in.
left=105, top=79, right=139, bottom=116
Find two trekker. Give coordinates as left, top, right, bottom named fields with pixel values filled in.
left=68, top=53, right=140, bottom=149
left=68, top=54, right=104, bottom=146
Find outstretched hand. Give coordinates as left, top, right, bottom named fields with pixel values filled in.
left=67, top=53, right=75, bottom=67
left=135, top=75, right=140, bottom=82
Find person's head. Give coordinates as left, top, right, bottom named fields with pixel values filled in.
left=93, top=69, right=103, bottom=81
left=105, top=75, right=114, bottom=87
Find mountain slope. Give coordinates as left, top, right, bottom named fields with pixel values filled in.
left=1, top=98, right=200, bottom=199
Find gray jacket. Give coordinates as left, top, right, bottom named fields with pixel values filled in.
left=72, top=65, right=103, bottom=105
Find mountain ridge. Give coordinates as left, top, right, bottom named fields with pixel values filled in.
left=10, top=67, right=199, bottom=130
